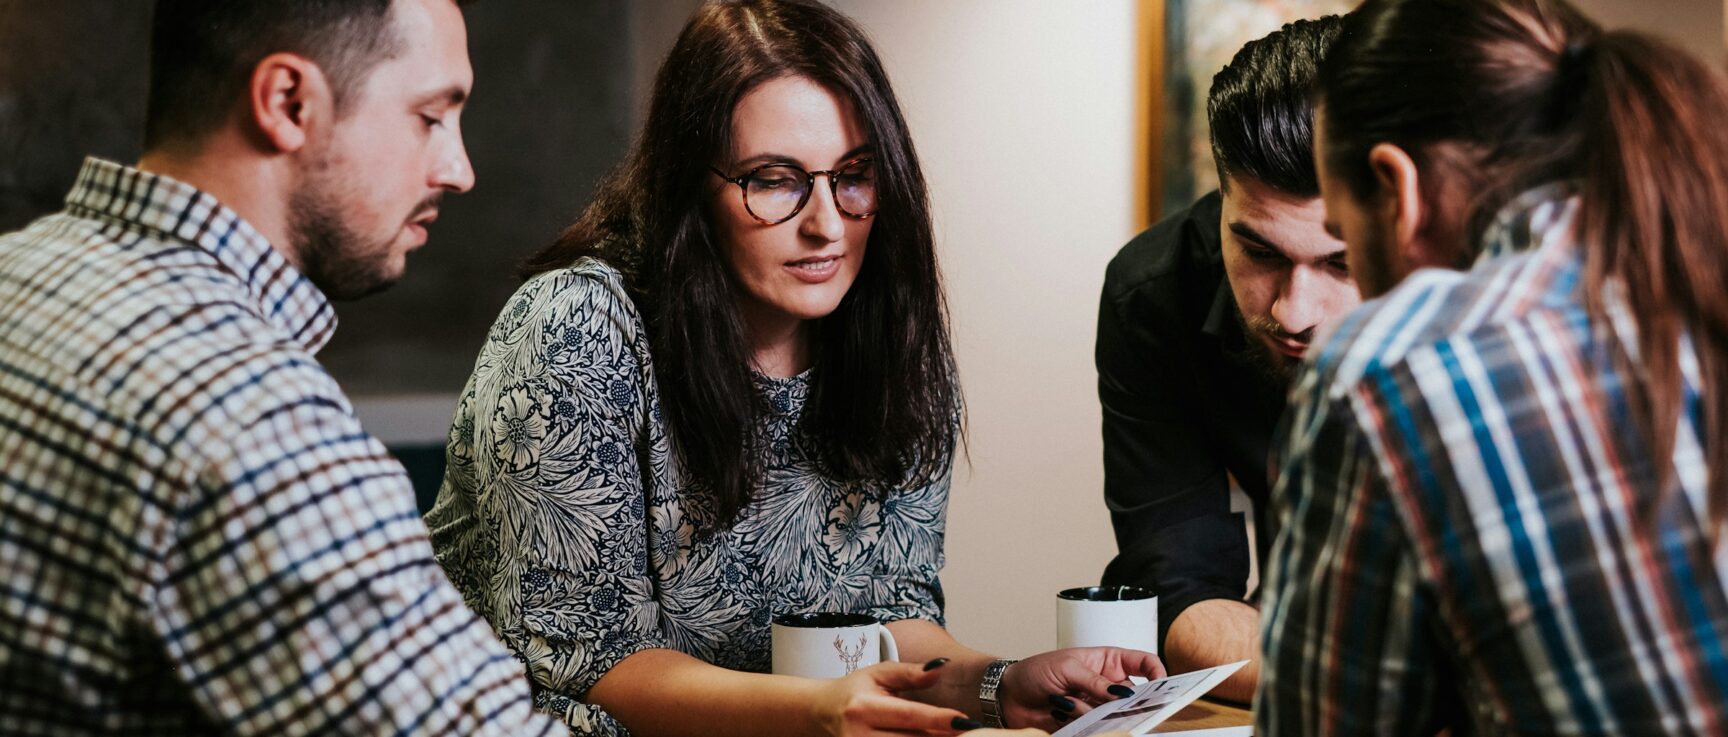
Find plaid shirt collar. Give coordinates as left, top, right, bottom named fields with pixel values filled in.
left=1476, top=181, right=1580, bottom=264
left=63, top=156, right=339, bottom=353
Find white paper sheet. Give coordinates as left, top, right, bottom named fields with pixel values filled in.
left=1050, top=661, right=1249, bottom=737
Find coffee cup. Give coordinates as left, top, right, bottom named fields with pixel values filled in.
left=770, top=612, right=899, bottom=679
left=1055, top=585, right=1158, bottom=654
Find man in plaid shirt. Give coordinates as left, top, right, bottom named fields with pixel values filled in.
left=0, top=0, right=571, bottom=733
left=1258, top=0, right=1728, bottom=733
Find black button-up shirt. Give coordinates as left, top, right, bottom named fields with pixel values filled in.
left=1095, top=191, right=1286, bottom=648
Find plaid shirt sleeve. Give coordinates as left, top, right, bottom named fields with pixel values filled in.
left=0, top=158, right=574, bottom=734
left=160, top=358, right=568, bottom=736
left=1257, top=368, right=1448, bottom=737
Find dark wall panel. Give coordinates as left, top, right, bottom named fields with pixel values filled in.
left=0, top=0, right=633, bottom=396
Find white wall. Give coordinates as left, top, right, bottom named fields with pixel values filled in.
left=820, top=1, right=1139, bottom=656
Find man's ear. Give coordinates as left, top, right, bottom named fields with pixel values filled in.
left=247, top=53, right=332, bottom=154
left=1366, top=142, right=1428, bottom=266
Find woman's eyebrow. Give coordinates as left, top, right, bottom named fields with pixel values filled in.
left=731, top=143, right=877, bottom=171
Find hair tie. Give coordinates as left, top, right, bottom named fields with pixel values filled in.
left=1549, top=39, right=1596, bottom=129
left=1561, top=40, right=1595, bottom=72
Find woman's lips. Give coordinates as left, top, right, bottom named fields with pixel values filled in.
left=785, top=254, right=842, bottom=283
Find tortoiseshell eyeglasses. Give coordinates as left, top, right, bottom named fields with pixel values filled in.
left=710, top=157, right=878, bottom=225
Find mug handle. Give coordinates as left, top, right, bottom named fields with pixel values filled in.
left=878, top=625, right=899, bottom=663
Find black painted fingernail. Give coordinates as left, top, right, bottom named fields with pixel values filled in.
left=1053, top=708, right=1071, bottom=723
left=1048, top=694, right=1076, bottom=711
left=951, top=717, right=983, bottom=730
left=923, top=657, right=950, bottom=671
left=1108, top=684, right=1135, bottom=698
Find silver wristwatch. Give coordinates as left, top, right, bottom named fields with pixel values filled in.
left=978, top=658, right=1018, bottom=727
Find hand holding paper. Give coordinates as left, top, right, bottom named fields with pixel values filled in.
left=1049, top=661, right=1249, bottom=737
left=1002, top=646, right=1166, bottom=729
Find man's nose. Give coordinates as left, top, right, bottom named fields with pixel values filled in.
left=432, top=135, right=476, bottom=194
left=1270, top=266, right=1327, bottom=336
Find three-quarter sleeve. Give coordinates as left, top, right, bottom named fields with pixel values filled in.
left=858, top=462, right=951, bottom=626
left=439, top=269, right=668, bottom=734
left=1096, top=277, right=1250, bottom=645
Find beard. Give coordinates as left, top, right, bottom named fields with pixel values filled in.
left=288, top=164, right=440, bottom=302
left=290, top=190, right=394, bottom=301
left=1231, top=310, right=1312, bottom=386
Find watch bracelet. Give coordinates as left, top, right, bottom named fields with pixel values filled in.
left=978, top=658, right=1019, bottom=727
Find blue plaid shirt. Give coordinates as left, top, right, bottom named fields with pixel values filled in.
left=1260, top=185, right=1728, bottom=735
left=0, top=158, right=567, bottom=736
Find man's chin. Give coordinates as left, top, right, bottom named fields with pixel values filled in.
left=311, top=263, right=402, bottom=302
left=328, top=276, right=399, bottom=302
left=1272, top=353, right=1300, bottom=381
left=1238, top=335, right=1301, bottom=386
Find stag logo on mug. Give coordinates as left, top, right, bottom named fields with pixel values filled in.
left=834, top=634, right=868, bottom=674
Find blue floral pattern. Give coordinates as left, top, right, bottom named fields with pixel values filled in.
left=426, top=258, right=950, bottom=734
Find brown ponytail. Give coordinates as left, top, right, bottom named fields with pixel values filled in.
left=1577, top=32, right=1728, bottom=528
left=1319, top=0, right=1728, bottom=530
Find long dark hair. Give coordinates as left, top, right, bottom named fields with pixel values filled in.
left=521, top=0, right=958, bottom=530
left=1320, top=0, right=1728, bottom=529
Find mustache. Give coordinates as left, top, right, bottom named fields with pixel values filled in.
left=409, top=192, right=444, bottom=221
left=1242, top=314, right=1314, bottom=345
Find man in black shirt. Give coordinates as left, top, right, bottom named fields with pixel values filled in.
left=1096, top=15, right=1352, bottom=702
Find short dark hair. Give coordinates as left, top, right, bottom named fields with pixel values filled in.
left=1207, top=15, right=1345, bottom=196
left=144, top=0, right=413, bottom=150
left=521, top=0, right=958, bottom=532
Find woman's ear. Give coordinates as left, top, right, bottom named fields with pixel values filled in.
left=247, top=52, right=333, bottom=154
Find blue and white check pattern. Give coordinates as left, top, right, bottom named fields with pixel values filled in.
left=0, top=158, right=567, bottom=736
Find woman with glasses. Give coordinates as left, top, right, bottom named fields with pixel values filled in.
left=425, top=1, right=1160, bottom=735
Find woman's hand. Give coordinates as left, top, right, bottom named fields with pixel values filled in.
left=810, top=660, right=983, bottom=736
left=997, top=647, right=1165, bottom=730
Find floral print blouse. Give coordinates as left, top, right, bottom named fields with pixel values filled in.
left=425, top=258, right=951, bottom=734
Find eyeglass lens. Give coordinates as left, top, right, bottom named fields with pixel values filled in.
left=743, top=159, right=877, bottom=223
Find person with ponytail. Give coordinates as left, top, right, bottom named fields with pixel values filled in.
left=1259, top=0, right=1728, bottom=733
left=424, top=1, right=1161, bottom=735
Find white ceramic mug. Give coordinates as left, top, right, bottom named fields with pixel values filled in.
left=771, top=612, right=899, bottom=679
left=1055, top=585, right=1159, bottom=654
